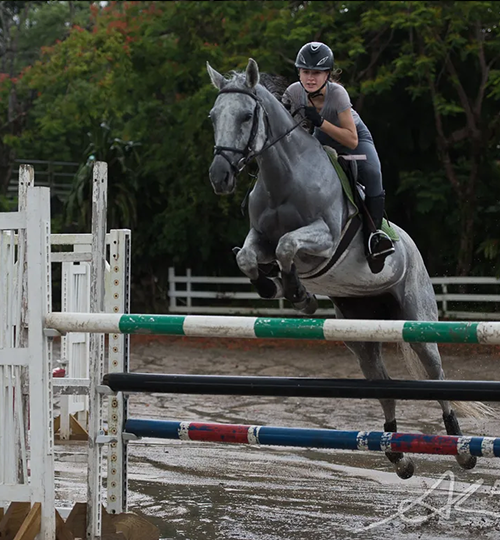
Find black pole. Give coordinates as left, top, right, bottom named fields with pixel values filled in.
left=102, top=373, right=500, bottom=402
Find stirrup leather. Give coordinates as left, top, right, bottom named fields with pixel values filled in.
left=368, top=230, right=395, bottom=259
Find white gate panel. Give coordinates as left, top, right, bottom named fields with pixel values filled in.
left=60, top=260, right=91, bottom=439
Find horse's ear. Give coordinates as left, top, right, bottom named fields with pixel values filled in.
left=206, top=62, right=226, bottom=90
left=245, top=58, right=260, bottom=89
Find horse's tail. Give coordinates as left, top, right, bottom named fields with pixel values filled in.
left=398, top=342, right=495, bottom=419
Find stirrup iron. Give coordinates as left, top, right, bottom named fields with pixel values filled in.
left=368, top=230, right=395, bottom=259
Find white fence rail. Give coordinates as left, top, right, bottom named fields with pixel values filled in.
left=168, top=268, right=500, bottom=320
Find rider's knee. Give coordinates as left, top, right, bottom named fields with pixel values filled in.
left=360, top=170, right=383, bottom=197
left=357, top=155, right=383, bottom=196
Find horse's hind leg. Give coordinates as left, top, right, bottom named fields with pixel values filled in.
left=344, top=340, right=415, bottom=479
left=403, top=341, right=477, bottom=471
left=334, top=296, right=415, bottom=478
left=399, top=264, right=477, bottom=471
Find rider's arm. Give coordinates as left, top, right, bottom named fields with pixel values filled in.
left=319, top=108, right=358, bottom=150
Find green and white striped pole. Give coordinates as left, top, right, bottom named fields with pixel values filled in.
left=45, top=313, right=500, bottom=344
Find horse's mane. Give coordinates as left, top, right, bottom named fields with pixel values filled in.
left=259, top=73, right=290, bottom=101
left=226, top=71, right=291, bottom=101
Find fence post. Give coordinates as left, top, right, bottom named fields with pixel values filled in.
left=26, top=186, right=55, bottom=539
left=48, top=160, right=54, bottom=192
left=186, top=268, right=192, bottom=310
left=168, top=267, right=177, bottom=311
left=17, top=165, right=33, bottom=481
left=442, top=284, right=448, bottom=319
left=87, top=162, right=107, bottom=539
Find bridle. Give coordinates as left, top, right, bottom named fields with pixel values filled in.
left=213, top=87, right=304, bottom=175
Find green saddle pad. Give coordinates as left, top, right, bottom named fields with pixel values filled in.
left=381, top=218, right=399, bottom=242
left=323, top=146, right=399, bottom=242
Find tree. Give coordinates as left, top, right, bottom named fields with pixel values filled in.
left=357, top=1, right=500, bottom=275
left=0, top=1, right=92, bottom=194
left=2, top=1, right=499, bottom=309
left=0, top=1, right=31, bottom=194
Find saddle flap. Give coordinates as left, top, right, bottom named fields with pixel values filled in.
left=338, top=156, right=359, bottom=186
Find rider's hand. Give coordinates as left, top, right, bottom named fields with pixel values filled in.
left=304, top=106, right=324, bottom=128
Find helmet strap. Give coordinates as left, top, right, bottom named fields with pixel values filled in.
left=299, top=75, right=329, bottom=100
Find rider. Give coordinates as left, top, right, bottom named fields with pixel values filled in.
left=282, top=41, right=395, bottom=273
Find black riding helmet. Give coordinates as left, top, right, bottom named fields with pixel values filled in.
left=295, top=42, right=334, bottom=71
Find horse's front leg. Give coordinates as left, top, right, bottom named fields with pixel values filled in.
left=276, top=219, right=334, bottom=315
left=235, top=228, right=284, bottom=300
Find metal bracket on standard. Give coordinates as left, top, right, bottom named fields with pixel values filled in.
left=96, top=434, right=118, bottom=444
left=44, top=328, right=63, bottom=337
left=123, top=433, right=140, bottom=442
left=96, top=384, right=115, bottom=395
left=96, top=432, right=140, bottom=444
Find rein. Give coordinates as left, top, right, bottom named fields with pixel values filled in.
left=213, top=87, right=304, bottom=175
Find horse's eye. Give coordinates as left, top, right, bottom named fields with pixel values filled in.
left=243, top=112, right=253, bottom=122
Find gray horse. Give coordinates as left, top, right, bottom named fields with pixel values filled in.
left=207, top=58, right=482, bottom=479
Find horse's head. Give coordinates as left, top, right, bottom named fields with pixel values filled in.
left=207, top=59, right=269, bottom=195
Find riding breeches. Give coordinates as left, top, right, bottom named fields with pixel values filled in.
left=314, top=122, right=384, bottom=198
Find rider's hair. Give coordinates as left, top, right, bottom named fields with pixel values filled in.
left=329, top=67, right=342, bottom=82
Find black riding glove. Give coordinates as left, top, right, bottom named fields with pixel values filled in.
left=304, top=106, right=324, bottom=127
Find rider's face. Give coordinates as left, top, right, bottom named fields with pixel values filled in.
left=299, top=69, right=329, bottom=93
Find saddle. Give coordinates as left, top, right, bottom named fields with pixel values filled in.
left=322, top=146, right=398, bottom=243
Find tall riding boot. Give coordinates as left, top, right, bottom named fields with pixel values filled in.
left=364, top=191, right=395, bottom=274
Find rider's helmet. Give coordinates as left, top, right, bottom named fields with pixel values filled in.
left=295, top=42, right=334, bottom=71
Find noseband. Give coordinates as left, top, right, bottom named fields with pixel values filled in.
left=213, top=87, right=303, bottom=175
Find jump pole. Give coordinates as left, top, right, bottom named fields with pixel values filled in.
left=102, top=373, right=500, bottom=402
left=124, top=419, right=500, bottom=459
left=45, top=313, right=500, bottom=344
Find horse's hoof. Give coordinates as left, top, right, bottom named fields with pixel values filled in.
left=294, top=293, right=318, bottom=315
left=456, top=454, right=477, bottom=470
left=394, top=457, right=415, bottom=479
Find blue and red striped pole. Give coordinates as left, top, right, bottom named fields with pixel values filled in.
left=124, top=418, right=500, bottom=458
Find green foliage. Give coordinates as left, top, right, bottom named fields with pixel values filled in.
left=15, top=1, right=93, bottom=70
left=65, top=122, right=141, bottom=230
left=397, top=170, right=451, bottom=215
left=1, top=0, right=500, bottom=307
left=0, top=194, right=16, bottom=212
